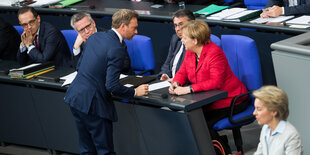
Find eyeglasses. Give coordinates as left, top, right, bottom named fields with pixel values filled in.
left=174, top=22, right=184, bottom=29
left=77, top=22, right=92, bottom=33
left=20, top=18, right=37, bottom=28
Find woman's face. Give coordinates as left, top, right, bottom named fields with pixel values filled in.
left=253, top=98, right=277, bottom=125
left=181, top=31, right=197, bottom=52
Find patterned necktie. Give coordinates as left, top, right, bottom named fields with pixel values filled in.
left=34, top=35, right=39, bottom=49
left=122, top=41, right=132, bottom=74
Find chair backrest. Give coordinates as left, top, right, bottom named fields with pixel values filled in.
left=244, top=0, right=268, bottom=9
left=14, top=25, right=24, bottom=35
left=61, top=30, right=78, bottom=53
left=124, top=35, right=155, bottom=75
left=210, top=34, right=221, bottom=48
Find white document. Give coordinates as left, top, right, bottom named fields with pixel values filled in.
left=207, top=8, right=246, bottom=20
left=61, top=71, right=77, bottom=87
left=149, top=81, right=171, bottom=92
left=250, top=16, right=295, bottom=24
left=286, top=15, right=310, bottom=25
left=9, top=63, right=41, bottom=72
left=28, top=0, right=61, bottom=7
left=119, top=74, right=128, bottom=79
left=0, top=0, right=13, bottom=6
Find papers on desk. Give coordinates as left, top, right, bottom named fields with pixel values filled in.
left=149, top=81, right=171, bottom=92
left=0, top=0, right=13, bottom=6
left=223, top=9, right=262, bottom=22
left=250, top=16, right=295, bottom=24
left=60, top=71, right=77, bottom=87
left=207, top=8, right=247, bottom=20
left=285, top=15, right=310, bottom=26
left=28, top=0, right=61, bottom=7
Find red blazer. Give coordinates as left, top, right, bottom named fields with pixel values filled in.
left=173, top=42, right=248, bottom=111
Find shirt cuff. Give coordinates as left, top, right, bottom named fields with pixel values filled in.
left=282, top=7, right=284, bottom=15
left=19, top=44, right=27, bottom=53
left=73, top=47, right=81, bottom=56
left=27, top=45, right=35, bottom=54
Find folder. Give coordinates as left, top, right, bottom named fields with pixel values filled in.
left=120, top=75, right=156, bottom=88
left=9, top=62, right=55, bottom=79
left=194, top=4, right=228, bottom=16
left=207, top=8, right=247, bottom=20
left=285, top=15, right=310, bottom=26
left=223, top=9, right=262, bottom=22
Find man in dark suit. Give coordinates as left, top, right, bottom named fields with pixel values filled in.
left=158, top=9, right=195, bottom=81
left=0, top=17, right=21, bottom=61
left=17, top=6, right=71, bottom=67
left=64, top=9, right=149, bottom=155
left=261, top=0, right=310, bottom=17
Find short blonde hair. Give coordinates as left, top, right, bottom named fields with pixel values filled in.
left=181, top=20, right=210, bottom=45
left=112, top=9, right=138, bottom=29
left=253, top=85, right=289, bottom=120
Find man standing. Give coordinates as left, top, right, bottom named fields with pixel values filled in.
left=261, top=0, right=310, bottom=17
left=64, top=9, right=149, bottom=154
left=158, top=9, right=195, bottom=81
left=17, top=6, right=71, bottom=67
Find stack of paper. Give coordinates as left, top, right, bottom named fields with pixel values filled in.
left=223, top=9, right=262, bottom=22
left=194, top=4, right=229, bottom=16
left=250, top=16, right=295, bottom=24
left=207, top=8, right=247, bottom=20
left=9, top=62, right=55, bottom=79
left=285, top=15, right=310, bottom=26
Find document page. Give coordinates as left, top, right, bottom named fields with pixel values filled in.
left=207, top=8, right=246, bottom=20
left=286, top=15, right=310, bottom=25
left=61, top=71, right=77, bottom=87
left=149, top=81, right=171, bottom=92
left=250, top=16, right=294, bottom=24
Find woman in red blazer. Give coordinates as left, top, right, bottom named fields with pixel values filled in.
left=169, top=20, right=248, bottom=152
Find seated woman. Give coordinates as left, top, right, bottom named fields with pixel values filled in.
left=169, top=20, right=248, bottom=154
left=253, top=85, right=303, bottom=155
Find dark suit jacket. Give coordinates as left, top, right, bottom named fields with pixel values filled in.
left=72, top=27, right=106, bottom=68
left=158, top=34, right=185, bottom=78
left=64, top=30, right=135, bottom=121
left=17, top=21, right=71, bottom=67
left=0, top=17, right=21, bottom=60
left=266, top=0, right=310, bottom=15
left=173, top=42, right=248, bottom=111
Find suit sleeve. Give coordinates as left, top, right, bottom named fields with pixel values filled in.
left=27, top=30, right=61, bottom=63
left=284, top=1, right=310, bottom=15
left=191, top=49, right=226, bottom=92
left=265, top=0, right=283, bottom=8
left=105, top=46, right=135, bottom=98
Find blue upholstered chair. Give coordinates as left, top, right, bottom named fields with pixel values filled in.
left=61, top=30, right=78, bottom=53
left=244, top=0, right=268, bottom=9
left=211, top=34, right=221, bottom=48
left=13, top=25, right=24, bottom=35
left=124, top=35, right=155, bottom=75
left=213, top=35, right=263, bottom=152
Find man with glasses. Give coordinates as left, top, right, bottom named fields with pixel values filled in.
left=17, top=6, right=71, bottom=67
left=70, top=12, right=106, bottom=68
left=158, top=9, right=195, bottom=81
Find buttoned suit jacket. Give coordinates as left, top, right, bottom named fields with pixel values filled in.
left=159, top=34, right=185, bottom=78
left=0, top=17, right=20, bottom=60
left=173, top=42, right=248, bottom=111
left=17, top=21, right=71, bottom=67
left=266, top=0, right=310, bottom=15
left=64, top=30, right=135, bottom=121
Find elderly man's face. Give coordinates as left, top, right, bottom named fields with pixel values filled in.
left=74, top=16, right=97, bottom=40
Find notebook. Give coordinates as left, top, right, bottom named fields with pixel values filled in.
left=120, top=75, right=156, bottom=88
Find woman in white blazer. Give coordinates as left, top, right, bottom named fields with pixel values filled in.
left=253, top=85, right=303, bottom=155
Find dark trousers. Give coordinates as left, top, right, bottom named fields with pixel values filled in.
left=70, top=107, right=115, bottom=155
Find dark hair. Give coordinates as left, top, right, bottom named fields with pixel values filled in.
left=173, top=9, right=195, bottom=21
left=17, top=6, right=38, bottom=18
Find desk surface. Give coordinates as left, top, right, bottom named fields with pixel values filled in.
left=1, top=0, right=309, bottom=35
left=0, top=61, right=227, bottom=112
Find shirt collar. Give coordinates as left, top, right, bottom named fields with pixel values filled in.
left=112, top=28, right=122, bottom=43
left=265, top=120, right=286, bottom=136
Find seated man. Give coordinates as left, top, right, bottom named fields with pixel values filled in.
left=0, top=17, right=20, bottom=61
left=70, top=12, right=105, bottom=68
left=17, top=6, right=71, bottom=67
left=261, top=0, right=310, bottom=18
left=158, top=9, right=195, bottom=81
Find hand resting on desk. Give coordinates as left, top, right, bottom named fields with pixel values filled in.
left=169, top=82, right=191, bottom=95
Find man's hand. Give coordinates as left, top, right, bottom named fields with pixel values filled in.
left=169, top=82, right=179, bottom=94
left=73, top=34, right=85, bottom=50
left=21, top=30, right=36, bottom=48
left=160, top=74, right=169, bottom=81
left=264, top=5, right=283, bottom=18
left=135, top=84, right=149, bottom=96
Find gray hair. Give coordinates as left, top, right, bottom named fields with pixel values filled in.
left=70, top=12, right=93, bottom=30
